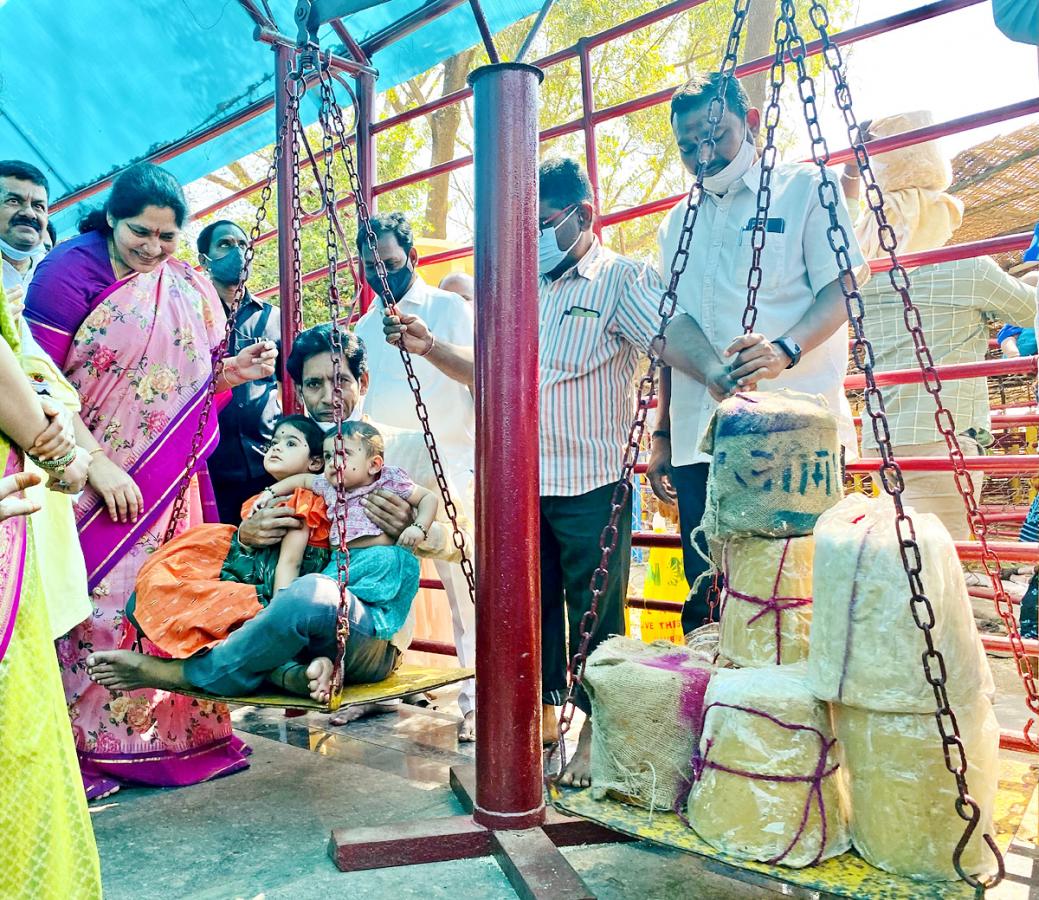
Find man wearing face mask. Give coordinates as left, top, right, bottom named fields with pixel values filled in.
left=0, top=160, right=51, bottom=312
left=647, top=72, right=865, bottom=636
left=353, top=211, right=479, bottom=741
left=198, top=219, right=282, bottom=524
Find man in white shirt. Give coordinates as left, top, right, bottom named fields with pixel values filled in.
left=647, top=72, right=864, bottom=633
left=353, top=212, right=478, bottom=742
left=0, top=159, right=50, bottom=312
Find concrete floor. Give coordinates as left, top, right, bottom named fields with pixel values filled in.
left=88, top=693, right=804, bottom=899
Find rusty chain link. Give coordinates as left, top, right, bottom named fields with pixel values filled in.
left=315, top=61, right=356, bottom=696
left=321, top=73, right=477, bottom=605
left=163, top=73, right=305, bottom=545
left=784, top=3, right=1001, bottom=889
left=740, top=13, right=788, bottom=335
left=810, top=0, right=1038, bottom=757
left=550, top=0, right=752, bottom=781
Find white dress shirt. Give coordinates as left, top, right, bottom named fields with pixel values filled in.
left=354, top=275, right=475, bottom=482
left=658, top=161, right=864, bottom=466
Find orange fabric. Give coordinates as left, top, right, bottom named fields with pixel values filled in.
left=240, top=489, right=331, bottom=548
left=133, top=525, right=262, bottom=659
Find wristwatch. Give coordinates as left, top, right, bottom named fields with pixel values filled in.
left=772, top=336, right=802, bottom=369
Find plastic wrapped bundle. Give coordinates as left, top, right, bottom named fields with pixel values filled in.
left=688, top=665, right=850, bottom=867
left=719, top=535, right=813, bottom=667
left=585, top=637, right=712, bottom=811
left=700, top=390, right=842, bottom=540
left=808, top=493, right=994, bottom=713
left=834, top=695, right=1000, bottom=881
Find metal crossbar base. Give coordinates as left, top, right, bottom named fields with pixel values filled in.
left=326, top=766, right=632, bottom=898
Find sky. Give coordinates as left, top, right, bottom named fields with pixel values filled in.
left=812, top=0, right=1038, bottom=159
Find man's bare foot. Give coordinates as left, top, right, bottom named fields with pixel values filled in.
left=542, top=703, right=559, bottom=746
left=328, top=700, right=398, bottom=726
left=458, top=709, right=476, bottom=743
left=558, top=718, right=593, bottom=789
left=86, top=651, right=189, bottom=693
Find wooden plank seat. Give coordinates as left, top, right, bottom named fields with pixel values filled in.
left=552, top=757, right=1038, bottom=899
left=175, top=665, right=476, bottom=713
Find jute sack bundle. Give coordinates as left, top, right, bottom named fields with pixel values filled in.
left=834, top=694, right=1000, bottom=881
left=688, top=665, right=850, bottom=867
left=808, top=493, right=994, bottom=713
left=584, top=636, right=712, bottom=811
left=718, top=535, right=813, bottom=667
left=699, top=390, right=842, bottom=541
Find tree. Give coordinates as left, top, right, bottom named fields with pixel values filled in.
left=187, top=0, right=855, bottom=323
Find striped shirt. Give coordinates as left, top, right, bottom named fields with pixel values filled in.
left=539, top=238, right=665, bottom=497
left=859, top=256, right=1037, bottom=448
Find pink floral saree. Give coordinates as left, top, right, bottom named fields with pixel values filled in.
left=26, top=232, right=250, bottom=799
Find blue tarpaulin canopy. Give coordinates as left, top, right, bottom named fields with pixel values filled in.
left=0, top=0, right=541, bottom=230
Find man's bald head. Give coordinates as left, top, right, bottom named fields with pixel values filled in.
left=439, top=272, right=474, bottom=304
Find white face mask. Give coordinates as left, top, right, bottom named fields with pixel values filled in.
left=0, top=235, right=45, bottom=264
left=538, top=206, right=581, bottom=276
left=700, top=128, right=756, bottom=195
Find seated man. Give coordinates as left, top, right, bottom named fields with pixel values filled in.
left=86, top=326, right=471, bottom=705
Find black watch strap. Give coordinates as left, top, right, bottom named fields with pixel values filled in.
left=773, top=336, right=802, bottom=369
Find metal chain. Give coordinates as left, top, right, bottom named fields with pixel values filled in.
left=783, top=3, right=1001, bottom=889
left=163, top=75, right=305, bottom=544
left=809, top=0, right=1038, bottom=755
left=314, top=63, right=355, bottom=696
left=741, top=12, right=788, bottom=334
left=549, top=0, right=752, bottom=781
left=321, top=75, right=477, bottom=604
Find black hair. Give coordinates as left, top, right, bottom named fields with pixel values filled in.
left=670, top=71, right=750, bottom=123
left=272, top=414, right=326, bottom=458
left=78, top=163, right=189, bottom=236
left=0, top=160, right=49, bottom=196
left=45, top=221, right=57, bottom=246
left=197, top=219, right=245, bottom=257
left=538, top=157, right=592, bottom=209
left=285, top=323, right=368, bottom=386
left=357, top=211, right=413, bottom=256
left=326, top=419, right=384, bottom=459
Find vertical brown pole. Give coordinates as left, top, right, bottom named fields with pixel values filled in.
left=274, top=43, right=302, bottom=413
left=355, top=71, right=377, bottom=315
left=469, top=62, right=545, bottom=831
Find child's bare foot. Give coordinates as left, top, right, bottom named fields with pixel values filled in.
left=306, top=657, right=334, bottom=703
left=558, top=718, right=593, bottom=789
left=542, top=703, right=559, bottom=746
left=86, top=651, right=189, bottom=693
left=458, top=709, right=476, bottom=743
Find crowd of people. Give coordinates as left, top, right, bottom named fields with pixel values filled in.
left=1, top=67, right=1037, bottom=895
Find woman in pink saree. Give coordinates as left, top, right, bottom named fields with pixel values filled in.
left=25, top=163, right=277, bottom=800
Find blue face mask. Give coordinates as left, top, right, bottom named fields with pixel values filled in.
left=538, top=206, right=580, bottom=276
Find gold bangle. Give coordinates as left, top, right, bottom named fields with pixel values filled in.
left=89, top=447, right=105, bottom=457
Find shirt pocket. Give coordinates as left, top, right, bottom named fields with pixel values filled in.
left=738, top=230, right=787, bottom=296
left=543, top=308, right=607, bottom=374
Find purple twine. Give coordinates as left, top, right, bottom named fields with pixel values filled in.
left=721, top=538, right=812, bottom=664
left=690, top=701, right=839, bottom=867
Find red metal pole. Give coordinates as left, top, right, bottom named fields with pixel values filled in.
left=356, top=72, right=377, bottom=316
left=470, top=61, right=545, bottom=831
left=577, top=38, right=602, bottom=237
left=274, top=44, right=302, bottom=414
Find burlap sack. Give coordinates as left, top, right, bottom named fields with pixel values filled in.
left=718, top=535, right=813, bottom=668
left=688, top=664, right=850, bottom=868
left=808, top=493, right=994, bottom=713
left=699, top=390, right=843, bottom=541
left=584, top=637, right=712, bottom=811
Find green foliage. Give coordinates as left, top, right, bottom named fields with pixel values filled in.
left=191, top=0, right=855, bottom=322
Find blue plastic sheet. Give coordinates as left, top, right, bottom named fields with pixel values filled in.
left=0, top=0, right=542, bottom=230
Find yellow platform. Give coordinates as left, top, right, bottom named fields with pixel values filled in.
left=553, top=758, right=1037, bottom=899
left=177, top=665, right=475, bottom=713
